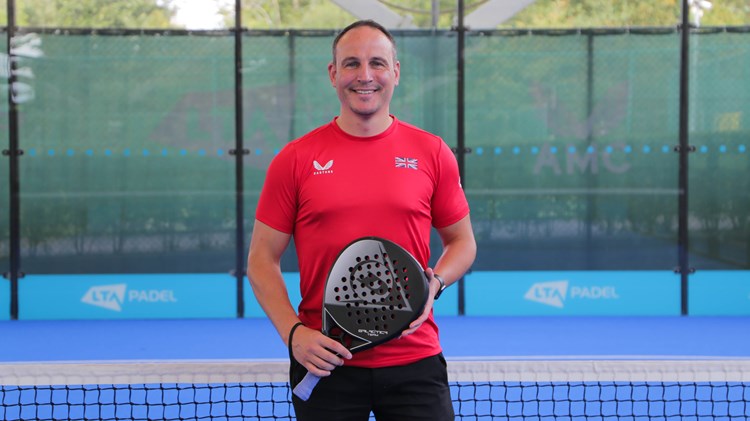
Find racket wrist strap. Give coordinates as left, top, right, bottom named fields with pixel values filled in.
left=287, top=322, right=306, bottom=358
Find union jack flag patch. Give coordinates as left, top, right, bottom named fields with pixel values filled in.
left=395, top=157, right=418, bottom=170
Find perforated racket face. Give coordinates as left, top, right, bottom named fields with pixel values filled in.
left=322, top=237, right=429, bottom=353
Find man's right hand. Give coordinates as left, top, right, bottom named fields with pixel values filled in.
left=290, top=325, right=353, bottom=377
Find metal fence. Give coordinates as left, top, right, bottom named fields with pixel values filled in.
left=1, top=25, right=749, bottom=317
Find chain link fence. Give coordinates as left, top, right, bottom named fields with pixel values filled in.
left=0, top=27, right=748, bottom=276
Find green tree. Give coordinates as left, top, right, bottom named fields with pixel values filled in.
left=2, top=0, right=177, bottom=28
left=222, top=0, right=354, bottom=29
left=504, top=0, right=750, bottom=28
left=2, top=0, right=747, bottom=29
left=229, top=0, right=483, bottom=29
left=229, top=0, right=749, bottom=30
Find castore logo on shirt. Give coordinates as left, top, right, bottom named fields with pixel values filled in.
left=313, top=159, right=334, bottom=175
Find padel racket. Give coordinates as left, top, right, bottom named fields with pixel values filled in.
left=292, top=236, right=430, bottom=401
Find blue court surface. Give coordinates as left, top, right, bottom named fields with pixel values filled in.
left=1, top=316, right=748, bottom=362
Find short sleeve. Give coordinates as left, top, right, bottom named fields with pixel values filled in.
left=255, top=145, right=298, bottom=234
left=431, top=141, right=470, bottom=228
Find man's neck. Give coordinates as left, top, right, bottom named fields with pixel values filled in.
left=335, top=113, right=393, bottom=137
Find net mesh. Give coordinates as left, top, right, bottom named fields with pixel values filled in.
left=2, top=360, right=749, bottom=420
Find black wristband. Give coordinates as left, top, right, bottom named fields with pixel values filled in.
left=287, top=322, right=305, bottom=359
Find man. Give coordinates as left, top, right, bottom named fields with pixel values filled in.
left=247, top=19, right=476, bottom=420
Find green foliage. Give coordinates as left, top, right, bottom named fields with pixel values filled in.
left=698, top=0, right=750, bottom=26
left=505, top=0, right=679, bottom=28
left=231, top=0, right=750, bottom=30
left=505, top=0, right=750, bottom=28
left=230, top=0, right=355, bottom=29
left=9, top=0, right=177, bottom=28
left=0, top=0, right=748, bottom=29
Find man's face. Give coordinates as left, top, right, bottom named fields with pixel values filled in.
left=328, top=26, right=400, bottom=122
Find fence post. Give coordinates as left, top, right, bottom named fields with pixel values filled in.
left=4, top=0, right=21, bottom=320
left=677, top=0, right=694, bottom=316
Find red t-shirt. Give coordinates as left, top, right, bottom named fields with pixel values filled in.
left=255, top=116, right=469, bottom=368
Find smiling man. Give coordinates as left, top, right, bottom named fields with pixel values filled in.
left=247, top=20, right=476, bottom=420
left=328, top=22, right=400, bottom=136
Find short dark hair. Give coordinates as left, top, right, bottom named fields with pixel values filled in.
left=331, top=20, right=397, bottom=64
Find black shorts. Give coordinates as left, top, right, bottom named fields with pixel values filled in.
left=290, top=353, right=455, bottom=421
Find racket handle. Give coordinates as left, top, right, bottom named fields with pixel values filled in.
left=292, top=372, right=321, bottom=401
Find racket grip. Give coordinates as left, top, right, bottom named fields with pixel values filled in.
left=292, top=372, right=321, bottom=401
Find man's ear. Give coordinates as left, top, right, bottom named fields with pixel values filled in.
left=328, top=61, right=336, bottom=86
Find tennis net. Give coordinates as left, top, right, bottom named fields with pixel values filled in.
left=2, top=359, right=749, bottom=420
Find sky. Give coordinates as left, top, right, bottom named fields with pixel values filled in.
left=172, top=0, right=230, bottom=29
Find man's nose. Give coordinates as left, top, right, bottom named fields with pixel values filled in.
left=357, top=65, right=373, bottom=82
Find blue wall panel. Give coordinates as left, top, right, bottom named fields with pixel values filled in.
left=0, top=279, right=9, bottom=320
left=19, top=274, right=236, bottom=320
left=15, top=270, right=747, bottom=319
left=689, top=271, right=750, bottom=315
left=465, top=271, right=681, bottom=316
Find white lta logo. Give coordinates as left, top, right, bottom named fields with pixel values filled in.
left=525, top=280, right=621, bottom=308
left=81, top=284, right=178, bottom=312
left=81, top=284, right=126, bottom=312
left=524, top=281, right=568, bottom=308
left=313, top=159, right=333, bottom=174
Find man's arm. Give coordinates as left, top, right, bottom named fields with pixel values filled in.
left=402, top=214, right=476, bottom=336
left=246, top=220, right=298, bottom=344
left=247, top=220, right=351, bottom=376
left=431, top=214, right=477, bottom=290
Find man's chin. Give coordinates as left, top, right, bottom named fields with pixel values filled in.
left=350, top=107, right=379, bottom=118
